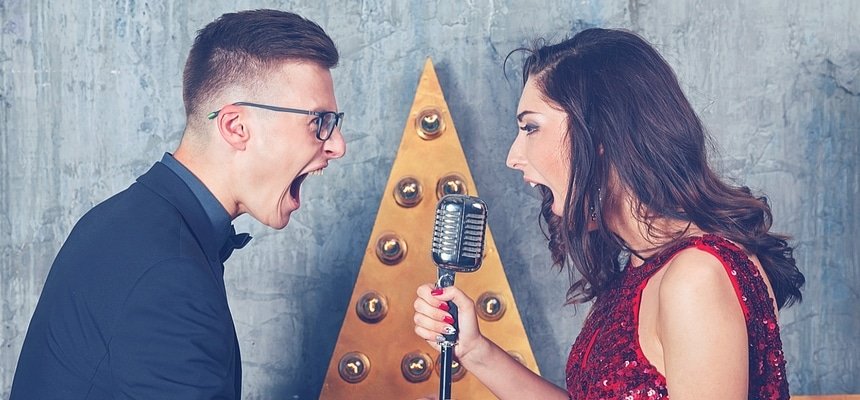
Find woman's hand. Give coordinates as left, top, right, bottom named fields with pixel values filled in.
left=412, top=283, right=487, bottom=367
left=413, top=284, right=568, bottom=400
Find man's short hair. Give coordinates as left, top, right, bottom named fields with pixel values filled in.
left=183, top=9, right=339, bottom=119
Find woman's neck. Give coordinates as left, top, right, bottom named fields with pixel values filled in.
left=609, top=200, right=704, bottom=267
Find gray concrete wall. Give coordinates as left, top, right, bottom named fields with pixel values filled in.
left=1, top=0, right=857, bottom=398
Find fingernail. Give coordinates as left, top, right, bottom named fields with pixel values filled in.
left=438, top=302, right=450, bottom=311
left=443, top=326, right=457, bottom=335
left=431, top=288, right=444, bottom=296
left=443, top=315, right=455, bottom=324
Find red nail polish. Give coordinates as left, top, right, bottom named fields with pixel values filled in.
left=443, top=316, right=455, bottom=324
left=438, top=302, right=450, bottom=311
left=431, top=288, right=443, bottom=296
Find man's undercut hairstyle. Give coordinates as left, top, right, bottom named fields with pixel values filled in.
left=183, top=9, right=339, bottom=119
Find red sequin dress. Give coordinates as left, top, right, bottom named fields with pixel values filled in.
left=565, top=235, right=789, bottom=399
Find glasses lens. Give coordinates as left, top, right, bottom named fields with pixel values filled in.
left=318, top=113, right=337, bottom=141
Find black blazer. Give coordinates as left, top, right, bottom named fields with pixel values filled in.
left=11, top=162, right=241, bottom=399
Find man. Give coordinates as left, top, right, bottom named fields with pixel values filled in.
left=11, top=9, right=345, bottom=398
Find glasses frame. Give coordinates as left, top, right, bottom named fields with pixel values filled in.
left=207, top=101, right=343, bottom=141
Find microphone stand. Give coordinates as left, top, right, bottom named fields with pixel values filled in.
left=437, top=269, right=457, bottom=400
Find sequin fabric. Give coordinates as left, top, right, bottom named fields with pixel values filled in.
left=565, top=235, right=789, bottom=399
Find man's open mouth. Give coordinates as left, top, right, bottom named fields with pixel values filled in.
left=288, top=168, right=324, bottom=201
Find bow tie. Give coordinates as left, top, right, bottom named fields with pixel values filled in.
left=219, top=225, right=252, bottom=262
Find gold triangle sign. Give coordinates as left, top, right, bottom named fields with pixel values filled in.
left=320, top=58, right=540, bottom=399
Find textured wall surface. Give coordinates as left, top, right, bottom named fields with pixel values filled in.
left=1, top=0, right=857, bottom=398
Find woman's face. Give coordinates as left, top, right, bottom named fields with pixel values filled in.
left=506, top=77, right=571, bottom=216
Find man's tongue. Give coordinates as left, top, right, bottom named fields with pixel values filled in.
left=290, top=173, right=307, bottom=203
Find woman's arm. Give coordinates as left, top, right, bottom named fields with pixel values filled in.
left=414, top=284, right=568, bottom=400
left=658, top=249, right=749, bottom=399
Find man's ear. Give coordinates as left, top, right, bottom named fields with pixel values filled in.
left=215, top=104, right=250, bottom=151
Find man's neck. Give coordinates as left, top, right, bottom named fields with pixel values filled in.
left=173, top=137, right=239, bottom=219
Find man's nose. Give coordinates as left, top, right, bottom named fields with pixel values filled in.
left=325, top=128, right=346, bottom=159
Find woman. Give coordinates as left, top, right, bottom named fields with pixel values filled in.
left=413, top=28, right=804, bottom=399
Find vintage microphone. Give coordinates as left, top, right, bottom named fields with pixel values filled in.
left=431, top=194, right=488, bottom=400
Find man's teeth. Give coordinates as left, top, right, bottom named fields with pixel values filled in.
left=308, top=168, right=324, bottom=176
left=529, top=182, right=537, bottom=188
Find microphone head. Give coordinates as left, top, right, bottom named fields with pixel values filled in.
left=431, top=194, right=488, bottom=272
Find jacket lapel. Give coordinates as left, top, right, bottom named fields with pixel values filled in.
left=136, top=162, right=225, bottom=278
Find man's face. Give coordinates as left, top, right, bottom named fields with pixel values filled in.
left=237, top=62, right=346, bottom=229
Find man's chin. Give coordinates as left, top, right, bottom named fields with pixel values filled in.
left=258, top=210, right=292, bottom=230
left=268, top=197, right=298, bottom=229
left=273, top=214, right=292, bottom=230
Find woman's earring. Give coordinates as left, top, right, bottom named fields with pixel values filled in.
left=590, top=187, right=602, bottom=221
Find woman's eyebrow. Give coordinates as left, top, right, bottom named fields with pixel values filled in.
left=517, top=110, right=537, bottom=122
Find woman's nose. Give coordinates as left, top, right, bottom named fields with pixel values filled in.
left=506, top=134, right=525, bottom=170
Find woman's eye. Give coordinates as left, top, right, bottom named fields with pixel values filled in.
left=519, top=124, right=538, bottom=134
left=310, top=117, right=321, bottom=127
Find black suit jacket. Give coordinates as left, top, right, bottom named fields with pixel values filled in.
left=11, top=162, right=241, bottom=399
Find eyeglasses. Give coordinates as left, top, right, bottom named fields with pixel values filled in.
left=207, top=101, right=344, bottom=141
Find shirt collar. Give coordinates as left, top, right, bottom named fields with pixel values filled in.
left=160, top=152, right=233, bottom=249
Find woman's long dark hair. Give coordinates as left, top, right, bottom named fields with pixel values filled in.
left=515, top=28, right=804, bottom=308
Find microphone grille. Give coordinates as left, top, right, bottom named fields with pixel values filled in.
left=431, top=194, right=487, bottom=272
left=461, top=212, right=485, bottom=258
